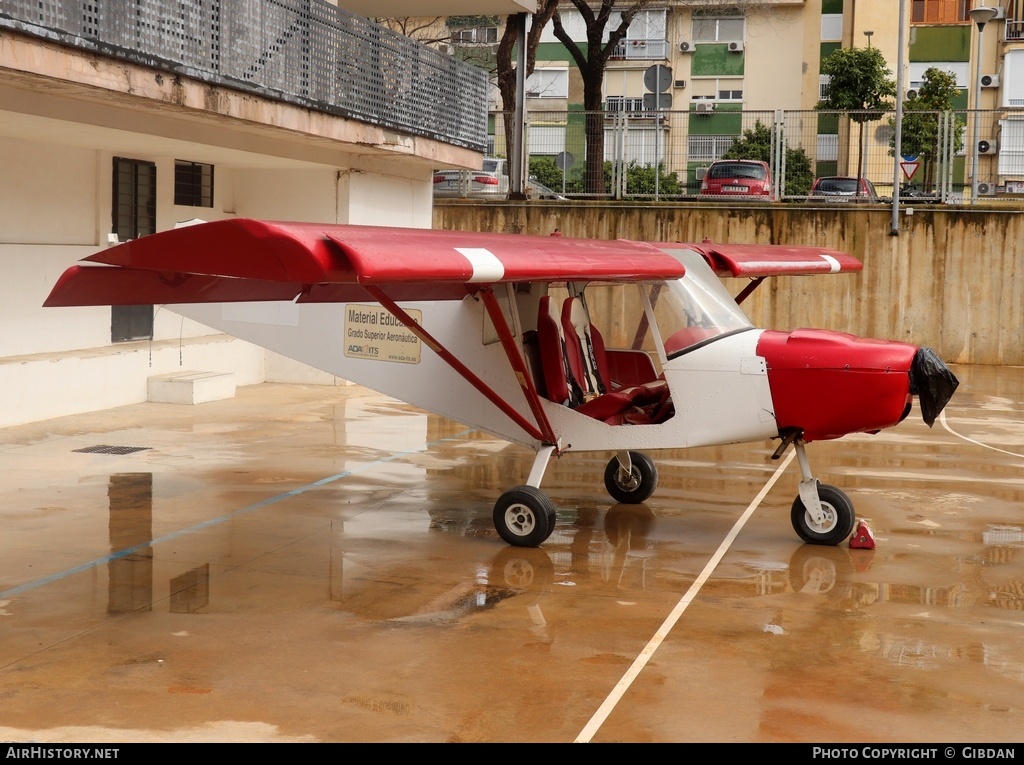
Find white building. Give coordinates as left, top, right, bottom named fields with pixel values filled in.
left=0, top=0, right=532, bottom=427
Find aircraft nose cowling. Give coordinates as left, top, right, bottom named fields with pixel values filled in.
left=757, top=329, right=925, bottom=442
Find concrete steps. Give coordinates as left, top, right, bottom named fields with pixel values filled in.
left=148, top=371, right=236, bottom=405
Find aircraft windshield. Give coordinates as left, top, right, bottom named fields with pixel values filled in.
left=646, top=249, right=754, bottom=359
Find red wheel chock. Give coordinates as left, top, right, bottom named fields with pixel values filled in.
left=849, top=520, right=875, bottom=549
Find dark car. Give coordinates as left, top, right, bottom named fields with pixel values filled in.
left=810, top=176, right=882, bottom=202
left=698, top=160, right=774, bottom=200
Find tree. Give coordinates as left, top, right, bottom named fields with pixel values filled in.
left=721, top=120, right=813, bottom=197
left=551, top=1, right=653, bottom=194
left=374, top=16, right=501, bottom=74
left=817, top=46, right=896, bottom=193
left=891, top=67, right=965, bottom=191
left=495, top=2, right=561, bottom=163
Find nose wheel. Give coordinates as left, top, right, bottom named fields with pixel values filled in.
left=776, top=433, right=857, bottom=546
left=791, top=483, right=855, bottom=545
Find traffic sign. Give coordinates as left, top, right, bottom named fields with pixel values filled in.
left=643, top=64, right=672, bottom=93
left=900, top=161, right=920, bottom=181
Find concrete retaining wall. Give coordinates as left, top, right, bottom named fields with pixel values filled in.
left=434, top=201, right=1024, bottom=367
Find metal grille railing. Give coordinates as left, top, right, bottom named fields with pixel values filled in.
left=0, top=0, right=488, bottom=152
left=484, top=108, right=1024, bottom=202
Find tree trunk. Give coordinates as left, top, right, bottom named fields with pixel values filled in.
left=583, top=83, right=606, bottom=194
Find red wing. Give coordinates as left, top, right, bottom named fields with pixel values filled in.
left=47, top=219, right=687, bottom=307
left=653, top=242, right=862, bottom=277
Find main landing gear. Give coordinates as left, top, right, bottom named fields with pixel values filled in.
left=493, top=437, right=855, bottom=548
left=492, top=447, right=662, bottom=547
left=775, top=432, right=856, bottom=546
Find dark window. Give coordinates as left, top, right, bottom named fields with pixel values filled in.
left=708, top=161, right=767, bottom=180
left=174, top=160, right=214, bottom=207
left=111, top=157, right=156, bottom=342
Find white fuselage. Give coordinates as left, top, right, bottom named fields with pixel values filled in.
left=173, top=291, right=778, bottom=455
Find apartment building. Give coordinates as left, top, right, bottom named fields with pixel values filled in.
left=514, top=1, right=1022, bottom=194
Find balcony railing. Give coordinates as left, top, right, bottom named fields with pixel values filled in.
left=1007, top=19, right=1024, bottom=41
left=0, top=0, right=487, bottom=152
left=610, top=38, right=668, bottom=60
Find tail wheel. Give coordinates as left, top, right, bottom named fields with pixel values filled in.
left=604, top=451, right=658, bottom=504
left=791, top=484, right=856, bottom=546
left=493, top=486, right=557, bottom=547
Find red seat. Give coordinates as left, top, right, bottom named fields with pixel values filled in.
left=561, top=296, right=667, bottom=405
left=535, top=295, right=667, bottom=425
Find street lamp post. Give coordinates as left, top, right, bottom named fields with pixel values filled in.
left=968, top=6, right=999, bottom=202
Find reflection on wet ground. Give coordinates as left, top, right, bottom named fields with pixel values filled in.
left=1, top=364, right=1023, bottom=742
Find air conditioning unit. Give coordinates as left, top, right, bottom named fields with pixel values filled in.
left=678, top=40, right=694, bottom=53
left=981, top=74, right=1001, bottom=88
left=673, top=79, right=687, bottom=89
left=979, top=139, right=999, bottom=155
left=727, top=41, right=744, bottom=52
left=695, top=102, right=715, bottom=114
left=906, top=89, right=919, bottom=100
left=977, top=181, right=997, bottom=196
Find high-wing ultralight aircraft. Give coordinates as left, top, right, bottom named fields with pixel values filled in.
left=45, top=220, right=958, bottom=547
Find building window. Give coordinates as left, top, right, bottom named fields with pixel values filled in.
left=820, top=14, right=843, bottom=41
left=692, top=78, right=743, bottom=102
left=688, top=135, right=739, bottom=163
left=174, top=160, right=214, bottom=207
left=608, top=8, right=668, bottom=58
left=693, top=13, right=745, bottom=43
left=111, top=157, right=156, bottom=342
left=453, top=26, right=498, bottom=44
left=525, top=68, right=568, bottom=98
left=911, top=0, right=972, bottom=23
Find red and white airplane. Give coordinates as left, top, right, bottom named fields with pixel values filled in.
left=45, top=219, right=958, bottom=547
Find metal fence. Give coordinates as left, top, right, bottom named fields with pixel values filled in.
left=0, top=0, right=488, bottom=152
left=487, top=108, right=1024, bottom=202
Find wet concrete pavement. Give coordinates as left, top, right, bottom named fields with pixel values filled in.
left=1, top=364, right=1023, bottom=743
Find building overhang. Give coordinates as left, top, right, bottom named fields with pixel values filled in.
left=0, top=30, right=479, bottom=175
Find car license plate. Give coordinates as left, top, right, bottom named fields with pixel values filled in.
left=723, top=185, right=749, bottom=192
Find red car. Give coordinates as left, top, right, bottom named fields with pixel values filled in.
left=699, top=159, right=774, bottom=200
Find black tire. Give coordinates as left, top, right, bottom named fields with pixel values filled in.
left=493, top=486, right=557, bottom=547
left=603, top=452, right=658, bottom=504
left=791, top=484, right=855, bottom=546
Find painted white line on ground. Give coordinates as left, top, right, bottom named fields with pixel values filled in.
left=575, top=449, right=796, bottom=743
left=940, top=410, right=1024, bottom=460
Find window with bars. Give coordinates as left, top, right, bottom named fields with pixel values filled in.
left=174, top=160, right=214, bottom=207
left=688, top=135, right=739, bottom=163
left=606, top=96, right=646, bottom=113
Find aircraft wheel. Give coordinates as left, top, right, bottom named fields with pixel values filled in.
left=493, top=486, right=557, bottom=547
left=791, top=484, right=855, bottom=546
left=604, top=452, right=658, bottom=504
